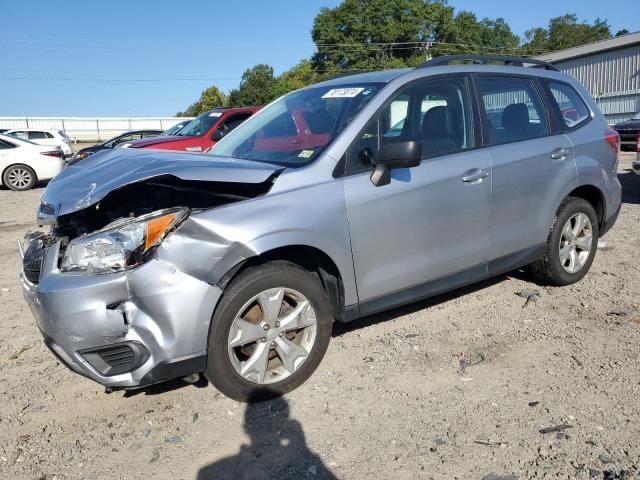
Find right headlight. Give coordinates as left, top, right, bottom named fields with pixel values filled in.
left=61, top=208, right=189, bottom=274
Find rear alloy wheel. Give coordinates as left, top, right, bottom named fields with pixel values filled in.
left=3, top=165, right=36, bottom=191
left=558, top=212, right=593, bottom=274
left=530, top=197, right=598, bottom=286
left=205, top=261, right=333, bottom=402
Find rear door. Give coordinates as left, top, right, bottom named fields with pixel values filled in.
left=343, top=75, right=492, bottom=310
left=474, top=75, right=576, bottom=271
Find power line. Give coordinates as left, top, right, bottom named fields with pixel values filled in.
left=0, top=76, right=241, bottom=82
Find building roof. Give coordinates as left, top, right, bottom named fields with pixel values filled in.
left=535, top=31, right=640, bottom=63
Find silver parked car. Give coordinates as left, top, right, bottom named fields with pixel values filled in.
left=20, top=55, right=621, bottom=401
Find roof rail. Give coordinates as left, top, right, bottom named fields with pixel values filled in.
left=417, top=54, right=558, bottom=71
left=327, top=70, right=371, bottom=81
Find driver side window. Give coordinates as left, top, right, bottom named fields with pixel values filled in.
left=346, top=76, right=474, bottom=174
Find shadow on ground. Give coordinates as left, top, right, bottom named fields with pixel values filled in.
left=197, top=393, right=337, bottom=480
left=619, top=170, right=640, bottom=205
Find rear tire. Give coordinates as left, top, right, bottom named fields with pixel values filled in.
left=530, top=197, right=598, bottom=286
left=205, top=261, right=333, bottom=402
left=3, top=164, right=37, bottom=191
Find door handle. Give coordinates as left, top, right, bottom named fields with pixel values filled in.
left=462, top=168, right=489, bottom=183
left=550, top=147, right=570, bottom=160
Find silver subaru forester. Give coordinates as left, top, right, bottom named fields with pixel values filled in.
left=20, top=56, right=622, bottom=401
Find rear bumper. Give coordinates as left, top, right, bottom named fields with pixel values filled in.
left=21, top=240, right=221, bottom=388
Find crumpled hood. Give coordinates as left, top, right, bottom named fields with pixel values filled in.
left=42, top=148, right=281, bottom=216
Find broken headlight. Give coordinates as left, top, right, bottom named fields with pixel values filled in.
left=60, top=208, right=189, bottom=273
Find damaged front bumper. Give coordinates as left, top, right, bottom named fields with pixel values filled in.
left=20, top=237, right=222, bottom=389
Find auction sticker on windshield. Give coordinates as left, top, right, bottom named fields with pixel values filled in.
left=209, top=112, right=223, bottom=117
left=322, top=88, right=365, bottom=99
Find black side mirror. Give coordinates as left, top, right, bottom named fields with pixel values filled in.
left=211, top=128, right=225, bottom=141
left=370, top=139, right=422, bottom=186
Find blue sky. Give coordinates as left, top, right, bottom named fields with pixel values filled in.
left=0, top=0, right=637, bottom=116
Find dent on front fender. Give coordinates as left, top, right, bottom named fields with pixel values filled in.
left=154, top=217, right=258, bottom=286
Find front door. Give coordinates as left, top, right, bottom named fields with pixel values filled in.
left=342, top=75, right=492, bottom=312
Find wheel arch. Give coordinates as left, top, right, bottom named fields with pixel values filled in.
left=566, top=184, right=605, bottom=231
left=217, top=244, right=348, bottom=322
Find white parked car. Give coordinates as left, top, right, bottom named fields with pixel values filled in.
left=0, top=134, right=65, bottom=191
left=4, top=128, right=73, bottom=157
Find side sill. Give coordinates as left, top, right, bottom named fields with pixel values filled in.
left=488, top=244, right=545, bottom=277
left=355, top=264, right=488, bottom=320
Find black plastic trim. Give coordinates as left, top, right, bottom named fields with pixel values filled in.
left=136, top=355, right=207, bottom=388
left=79, top=341, right=150, bottom=377
left=358, top=264, right=488, bottom=318
left=418, top=55, right=558, bottom=71
left=599, top=202, right=621, bottom=238
left=487, top=244, right=545, bottom=277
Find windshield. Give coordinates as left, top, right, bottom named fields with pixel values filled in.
left=163, top=121, right=190, bottom=136
left=177, top=111, right=222, bottom=136
left=209, top=84, right=381, bottom=166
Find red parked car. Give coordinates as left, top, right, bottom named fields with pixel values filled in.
left=120, top=107, right=259, bottom=153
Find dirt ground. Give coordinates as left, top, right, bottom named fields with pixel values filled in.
left=0, top=154, right=639, bottom=480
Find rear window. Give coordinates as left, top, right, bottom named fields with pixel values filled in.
left=546, top=81, right=591, bottom=129
left=476, top=76, right=549, bottom=146
left=28, top=131, right=47, bottom=139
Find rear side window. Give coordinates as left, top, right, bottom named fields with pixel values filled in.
left=9, top=131, right=28, bottom=140
left=0, top=139, right=17, bottom=149
left=546, top=81, right=591, bottom=129
left=476, top=76, right=549, bottom=146
left=28, top=131, right=47, bottom=139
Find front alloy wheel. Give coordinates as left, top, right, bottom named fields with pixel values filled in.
left=227, top=287, right=318, bottom=384
left=206, top=261, right=333, bottom=402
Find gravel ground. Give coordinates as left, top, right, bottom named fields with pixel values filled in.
left=0, top=153, right=639, bottom=480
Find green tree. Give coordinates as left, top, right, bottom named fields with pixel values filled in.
left=311, top=0, right=453, bottom=71
left=431, top=10, right=520, bottom=56
left=177, top=85, right=226, bottom=117
left=227, top=64, right=278, bottom=107
left=273, top=60, right=322, bottom=98
left=522, top=14, right=612, bottom=54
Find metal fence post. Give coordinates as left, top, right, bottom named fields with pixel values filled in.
left=96, top=119, right=101, bottom=142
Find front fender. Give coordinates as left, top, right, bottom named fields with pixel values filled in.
left=154, top=177, right=359, bottom=306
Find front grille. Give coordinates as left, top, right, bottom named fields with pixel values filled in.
left=22, top=237, right=46, bottom=284
left=79, top=342, right=150, bottom=376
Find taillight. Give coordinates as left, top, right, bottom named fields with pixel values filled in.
left=40, top=150, right=63, bottom=158
left=605, top=129, right=620, bottom=152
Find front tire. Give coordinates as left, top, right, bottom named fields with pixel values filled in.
left=530, top=197, right=599, bottom=286
left=205, top=261, right=333, bottom=402
left=3, top=164, right=37, bottom=191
